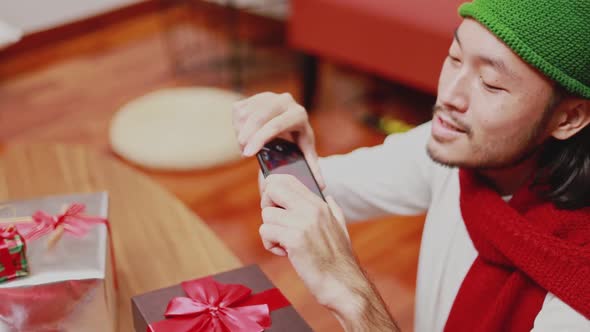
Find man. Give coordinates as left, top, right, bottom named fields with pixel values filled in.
left=232, top=0, right=590, bottom=331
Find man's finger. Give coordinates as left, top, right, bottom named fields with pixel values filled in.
left=297, top=126, right=325, bottom=190
left=243, top=105, right=306, bottom=157
left=233, top=98, right=249, bottom=110
left=259, top=223, right=288, bottom=256
left=233, top=93, right=273, bottom=134
left=261, top=206, right=288, bottom=224
left=260, top=177, right=314, bottom=212
left=232, top=97, right=255, bottom=126
left=260, top=186, right=275, bottom=209
left=269, top=246, right=287, bottom=256
left=237, top=102, right=284, bottom=151
left=261, top=206, right=307, bottom=230
left=235, top=92, right=272, bottom=112
left=262, top=174, right=310, bottom=210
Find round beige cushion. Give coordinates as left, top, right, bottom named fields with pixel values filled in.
left=110, top=87, right=243, bottom=170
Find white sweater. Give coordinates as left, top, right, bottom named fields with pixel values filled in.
left=319, top=122, right=589, bottom=332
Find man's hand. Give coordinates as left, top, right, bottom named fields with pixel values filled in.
left=259, top=174, right=400, bottom=331
left=232, top=92, right=325, bottom=189
left=259, top=174, right=354, bottom=305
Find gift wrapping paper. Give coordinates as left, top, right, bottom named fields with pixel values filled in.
left=0, top=192, right=116, bottom=332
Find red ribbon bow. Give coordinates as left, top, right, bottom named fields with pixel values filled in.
left=148, top=277, right=290, bottom=332
left=15, top=203, right=118, bottom=289
left=17, top=203, right=107, bottom=241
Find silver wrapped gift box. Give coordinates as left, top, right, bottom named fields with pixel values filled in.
left=0, top=192, right=116, bottom=332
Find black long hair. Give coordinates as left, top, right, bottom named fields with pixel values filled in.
left=534, top=89, right=590, bottom=210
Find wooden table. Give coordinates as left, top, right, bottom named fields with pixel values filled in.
left=0, top=143, right=241, bottom=331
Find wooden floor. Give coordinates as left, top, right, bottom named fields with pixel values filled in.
left=0, top=3, right=434, bottom=331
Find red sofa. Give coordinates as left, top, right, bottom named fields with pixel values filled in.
left=288, top=0, right=464, bottom=109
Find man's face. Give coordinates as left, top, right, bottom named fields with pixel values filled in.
left=427, top=19, right=557, bottom=169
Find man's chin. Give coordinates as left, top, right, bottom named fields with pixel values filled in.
left=426, top=142, right=537, bottom=170
left=426, top=137, right=460, bottom=167
left=426, top=145, right=460, bottom=168
left=425, top=139, right=476, bottom=168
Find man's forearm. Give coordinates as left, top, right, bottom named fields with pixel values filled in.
left=326, top=265, right=401, bottom=332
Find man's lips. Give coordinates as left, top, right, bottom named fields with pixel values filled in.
left=437, top=113, right=467, bottom=133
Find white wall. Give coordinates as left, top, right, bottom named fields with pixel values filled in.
left=0, top=19, right=21, bottom=47
left=0, top=0, right=142, bottom=34
left=204, top=0, right=288, bottom=20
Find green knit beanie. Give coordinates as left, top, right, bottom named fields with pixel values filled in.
left=458, top=0, right=590, bottom=99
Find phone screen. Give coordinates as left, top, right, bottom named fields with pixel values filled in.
left=257, top=138, right=325, bottom=201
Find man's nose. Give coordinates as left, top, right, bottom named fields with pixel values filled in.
left=438, top=72, right=469, bottom=113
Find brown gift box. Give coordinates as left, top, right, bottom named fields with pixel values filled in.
left=132, top=264, right=313, bottom=331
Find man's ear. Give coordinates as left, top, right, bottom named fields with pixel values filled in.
left=551, top=98, right=590, bottom=140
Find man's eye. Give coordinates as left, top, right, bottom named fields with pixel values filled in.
left=448, top=55, right=461, bottom=63
left=481, top=80, right=503, bottom=92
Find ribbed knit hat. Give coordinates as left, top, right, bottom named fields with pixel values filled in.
left=458, top=0, right=590, bottom=99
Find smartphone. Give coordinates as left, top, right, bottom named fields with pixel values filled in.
left=256, top=138, right=326, bottom=201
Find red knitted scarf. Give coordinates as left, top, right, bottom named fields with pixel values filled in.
left=444, top=169, right=590, bottom=331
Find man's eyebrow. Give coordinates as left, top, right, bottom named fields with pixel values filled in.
left=477, top=55, right=520, bottom=80
left=454, top=28, right=520, bottom=81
